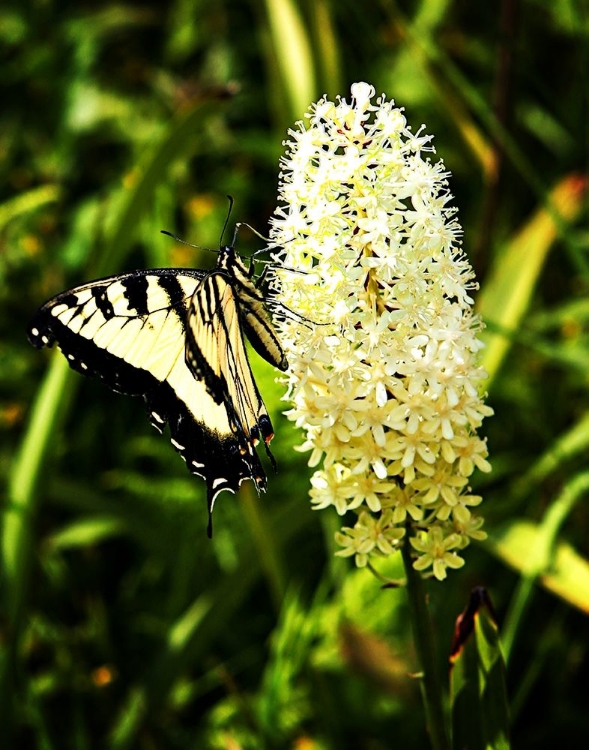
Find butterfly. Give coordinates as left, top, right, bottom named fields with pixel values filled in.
left=28, top=227, right=287, bottom=535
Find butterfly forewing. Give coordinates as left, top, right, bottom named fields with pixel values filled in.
left=29, top=271, right=201, bottom=393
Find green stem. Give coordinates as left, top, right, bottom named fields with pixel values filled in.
left=401, top=538, right=450, bottom=750
left=0, top=355, right=73, bottom=739
left=502, top=471, right=589, bottom=663
left=240, top=487, right=286, bottom=613
left=263, top=0, right=317, bottom=121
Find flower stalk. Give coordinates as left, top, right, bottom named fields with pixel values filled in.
left=402, top=535, right=450, bottom=750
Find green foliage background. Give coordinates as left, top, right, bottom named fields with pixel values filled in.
left=1, top=0, right=588, bottom=747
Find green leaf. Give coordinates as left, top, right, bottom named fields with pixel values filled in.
left=44, top=515, right=127, bottom=550
left=450, top=588, right=510, bottom=750
left=511, top=412, right=589, bottom=501
left=0, top=184, right=61, bottom=231
left=488, top=516, right=589, bottom=616
left=477, top=175, right=588, bottom=387
left=263, top=0, right=317, bottom=119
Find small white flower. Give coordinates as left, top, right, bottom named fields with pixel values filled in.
left=270, top=84, right=492, bottom=579
left=410, top=527, right=465, bottom=581
left=335, top=511, right=405, bottom=568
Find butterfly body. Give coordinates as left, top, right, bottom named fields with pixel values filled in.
left=28, top=243, right=287, bottom=530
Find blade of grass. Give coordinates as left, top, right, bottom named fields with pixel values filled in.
left=449, top=588, right=510, bottom=750
left=44, top=515, right=128, bottom=550
left=488, top=472, right=589, bottom=662
left=477, top=174, right=588, bottom=387
left=263, top=0, right=317, bottom=120
left=0, top=184, right=61, bottom=231
left=3, top=355, right=72, bottom=622
left=511, top=411, right=589, bottom=500
left=310, top=0, right=343, bottom=97
left=489, top=519, right=589, bottom=615
left=240, top=485, right=287, bottom=612
left=401, top=537, right=450, bottom=750
left=0, top=354, right=73, bottom=742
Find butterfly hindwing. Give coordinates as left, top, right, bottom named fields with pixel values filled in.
left=28, top=260, right=283, bottom=520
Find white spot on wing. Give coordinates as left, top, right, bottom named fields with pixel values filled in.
left=31, top=327, right=39, bottom=336
left=151, top=412, right=164, bottom=424
left=212, top=477, right=226, bottom=489
left=211, top=485, right=235, bottom=503
left=57, top=307, right=79, bottom=326
left=52, top=302, right=72, bottom=317
left=171, top=439, right=185, bottom=451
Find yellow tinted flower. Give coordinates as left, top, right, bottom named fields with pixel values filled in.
left=271, top=83, right=492, bottom=578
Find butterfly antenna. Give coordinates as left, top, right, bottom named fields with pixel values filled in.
left=160, top=230, right=218, bottom=255
left=221, top=195, right=234, bottom=247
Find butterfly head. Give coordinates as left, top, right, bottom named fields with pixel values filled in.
left=216, top=241, right=254, bottom=281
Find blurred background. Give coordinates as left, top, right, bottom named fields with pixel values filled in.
left=1, top=0, right=588, bottom=747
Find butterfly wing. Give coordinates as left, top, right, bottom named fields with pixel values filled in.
left=224, top=253, right=288, bottom=372
left=28, top=269, right=267, bottom=520
left=185, top=271, right=275, bottom=474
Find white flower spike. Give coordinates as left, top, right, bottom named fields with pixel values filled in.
left=270, top=83, right=492, bottom=581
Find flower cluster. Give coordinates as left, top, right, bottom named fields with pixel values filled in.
left=269, top=83, right=492, bottom=580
